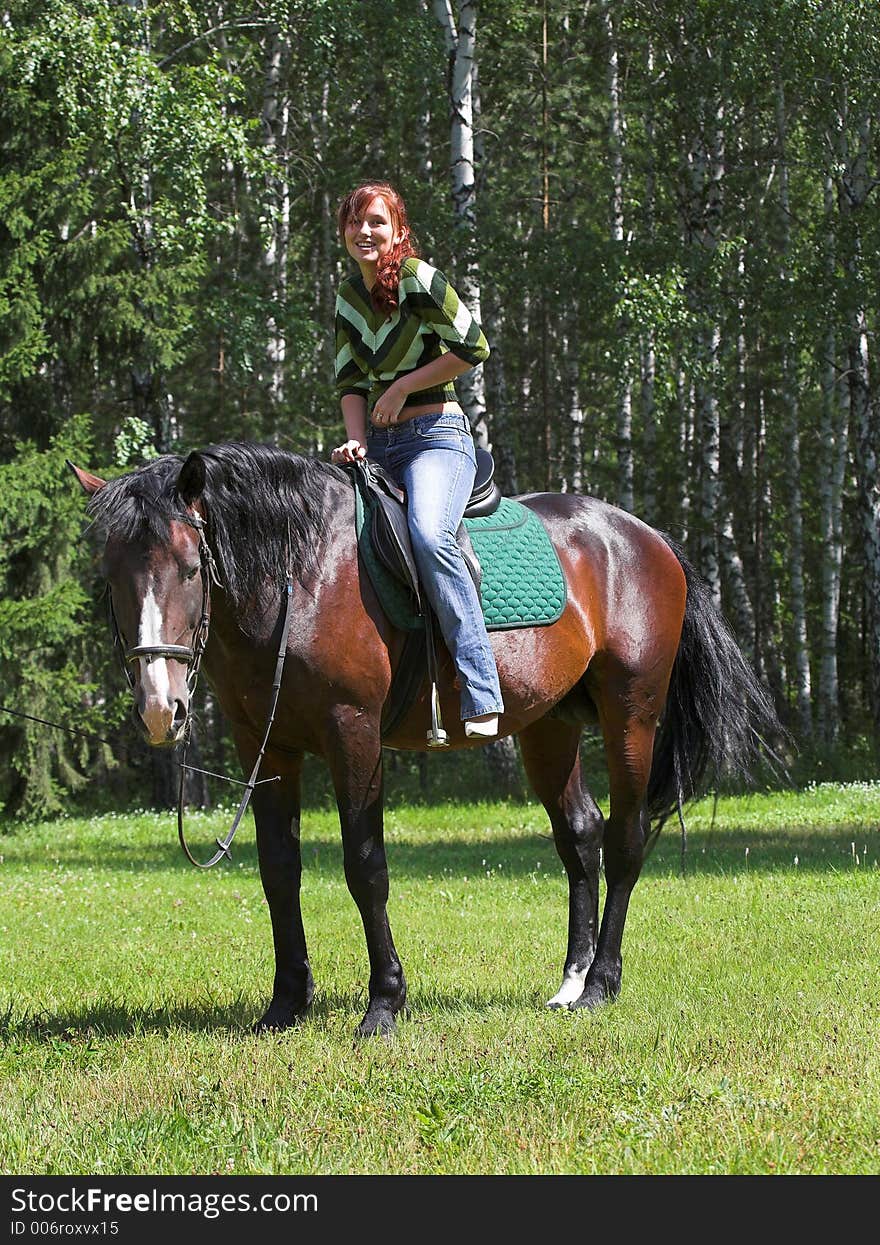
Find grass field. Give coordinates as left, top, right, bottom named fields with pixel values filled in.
left=1, top=782, right=878, bottom=1175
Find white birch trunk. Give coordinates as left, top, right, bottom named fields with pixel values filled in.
left=310, top=73, right=334, bottom=454
left=754, top=386, right=786, bottom=698
left=416, top=0, right=434, bottom=178
left=817, top=170, right=847, bottom=746
left=753, top=385, right=768, bottom=681
left=719, top=514, right=755, bottom=648
left=676, top=364, right=691, bottom=545
left=567, top=323, right=585, bottom=495
left=261, top=26, right=289, bottom=407
left=640, top=338, right=656, bottom=522
left=695, top=105, right=724, bottom=608
left=681, top=87, right=724, bottom=606
left=605, top=1, right=633, bottom=511
left=641, top=43, right=657, bottom=522
left=696, top=319, right=721, bottom=608
left=123, top=0, right=173, bottom=452
left=720, top=248, right=756, bottom=652
left=433, top=0, right=488, bottom=447
left=776, top=81, right=812, bottom=739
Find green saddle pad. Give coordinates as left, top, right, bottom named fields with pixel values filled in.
left=465, top=498, right=567, bottom=629
left=355, top=489, right=567, bottom=632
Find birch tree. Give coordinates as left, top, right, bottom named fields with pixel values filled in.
left=261, top=20, right=291, bottom=409
left=684, top=92, right=724, bottom=608
left=775, top=76, right=812, bottom=740
left=833, top=110, right=880, bottom=737
left=817, top=175, right=848, bottom=747
left=605, top=1, right=633, bottom=512
left=719, top=248, right=755, bottom=650
left=639, top=41, right=657, bottom=523
left=124, top=0, right=172, bottom=451
left=433, top=0, right=489, bottom=447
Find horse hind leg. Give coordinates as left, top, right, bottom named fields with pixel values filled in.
left=571, top=670, right=657, bottom=1011
left=517, top=717, right=604, bottom=1009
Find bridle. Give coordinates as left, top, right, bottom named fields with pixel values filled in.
left=108, top=509, right=294, bottom=870
left=108, top=511, right=217, bottom=698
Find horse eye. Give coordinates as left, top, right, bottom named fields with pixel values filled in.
left=184, top=566, right=200, bottom=582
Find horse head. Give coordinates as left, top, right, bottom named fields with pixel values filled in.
left=68, top=455, right=211, bottom=747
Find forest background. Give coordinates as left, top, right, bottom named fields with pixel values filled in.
left=1, top=0, right=879, bottom=819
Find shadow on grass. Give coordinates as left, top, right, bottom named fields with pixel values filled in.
left=0, top=984, right=552, bottom=1045
left=2, top=825, right=877, bottom=878
left=0, top=998, right=256, bottom=1042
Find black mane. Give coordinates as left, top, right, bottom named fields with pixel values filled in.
left=88, top=443, right=349, bottom=608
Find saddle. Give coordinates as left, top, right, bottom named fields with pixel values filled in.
left=364, top=447, right=500, bottom=609
left=349, top=449, right=502, bottom=746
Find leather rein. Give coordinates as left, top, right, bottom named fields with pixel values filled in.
left=109, top=510, right=294, bottom=869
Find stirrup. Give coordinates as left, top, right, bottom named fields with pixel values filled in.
left=426, top=682, right=449, bottom=748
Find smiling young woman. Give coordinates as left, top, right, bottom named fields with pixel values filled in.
left=330, top=181, right=503, bottom=737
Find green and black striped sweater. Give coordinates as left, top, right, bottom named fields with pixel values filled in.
left=334, top=257, right=490, bottom=413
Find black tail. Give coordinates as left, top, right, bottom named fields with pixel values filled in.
left=646, top=536, right=788, bottom=833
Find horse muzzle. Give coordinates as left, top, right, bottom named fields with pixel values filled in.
left=134, top=692, right=189, bottom=746
left=131, top=652, right=191, bottom=746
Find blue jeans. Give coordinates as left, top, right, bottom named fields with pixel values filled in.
left=367, top=411, right=505, bottom=720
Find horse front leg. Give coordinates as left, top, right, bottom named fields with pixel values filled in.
left=251, top=752, right=315, bottom=1032
left=326, top=709, right=406, bottom=1038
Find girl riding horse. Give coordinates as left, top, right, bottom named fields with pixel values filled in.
left=330, top=181, right=504, bottom=741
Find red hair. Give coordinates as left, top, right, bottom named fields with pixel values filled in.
left=337, top=181, right=419, bottom=316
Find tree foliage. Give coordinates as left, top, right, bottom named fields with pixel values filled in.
left=1, top=0, right=879, bottom=816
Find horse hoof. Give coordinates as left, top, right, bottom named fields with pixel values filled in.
left=546, top=970, right=589, bottom=1009
left=252, top=1015, right=297, bottom=1034
left=354, top=1009, right=398, bottom=1040
left=253, top=1017, right=285, bottom=1035
left=568, top=981, right=617, bottom=1012
left=252, top=999, right=312, bottom=1033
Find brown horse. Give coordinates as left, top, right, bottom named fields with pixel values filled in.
left=70, top=442, right=780, bottom=1037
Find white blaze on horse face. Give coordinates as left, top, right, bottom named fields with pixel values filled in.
left=546, top=966, right=588, bottom=1009
left=137, top=581, right=173, bottom=705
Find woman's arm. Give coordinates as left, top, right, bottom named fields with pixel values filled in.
left=342, top=393, right=369, bottom=443
left=333, top=282, right=372, bottom=460
left=331, top=393, right=369, bottom=463
left=370, top=353, right=473, bottom=424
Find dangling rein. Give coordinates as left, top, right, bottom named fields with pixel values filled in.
left=109, top=508, right=297, bottom=869
left=177, top=567, right=295, bottom=870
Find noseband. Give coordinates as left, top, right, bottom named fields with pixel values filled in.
left=108, top=511, right=218, bottom=697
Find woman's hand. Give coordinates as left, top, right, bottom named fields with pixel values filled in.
left=330, top=439, right=367, bottom=464
left=370, top=382, right=407, bottom=427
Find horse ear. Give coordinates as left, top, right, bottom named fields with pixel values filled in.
left=178, top=452, right=207, bottom=506
left=67, top=460, right=106, bottom=495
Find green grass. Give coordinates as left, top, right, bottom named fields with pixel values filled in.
left=1, top=783, right=879, bottom=1175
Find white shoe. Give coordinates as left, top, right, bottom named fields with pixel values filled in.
left=464, top=714, right=499, bottom=739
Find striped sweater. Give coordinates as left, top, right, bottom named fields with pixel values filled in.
left=334, top=257, right=490, bottom=413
